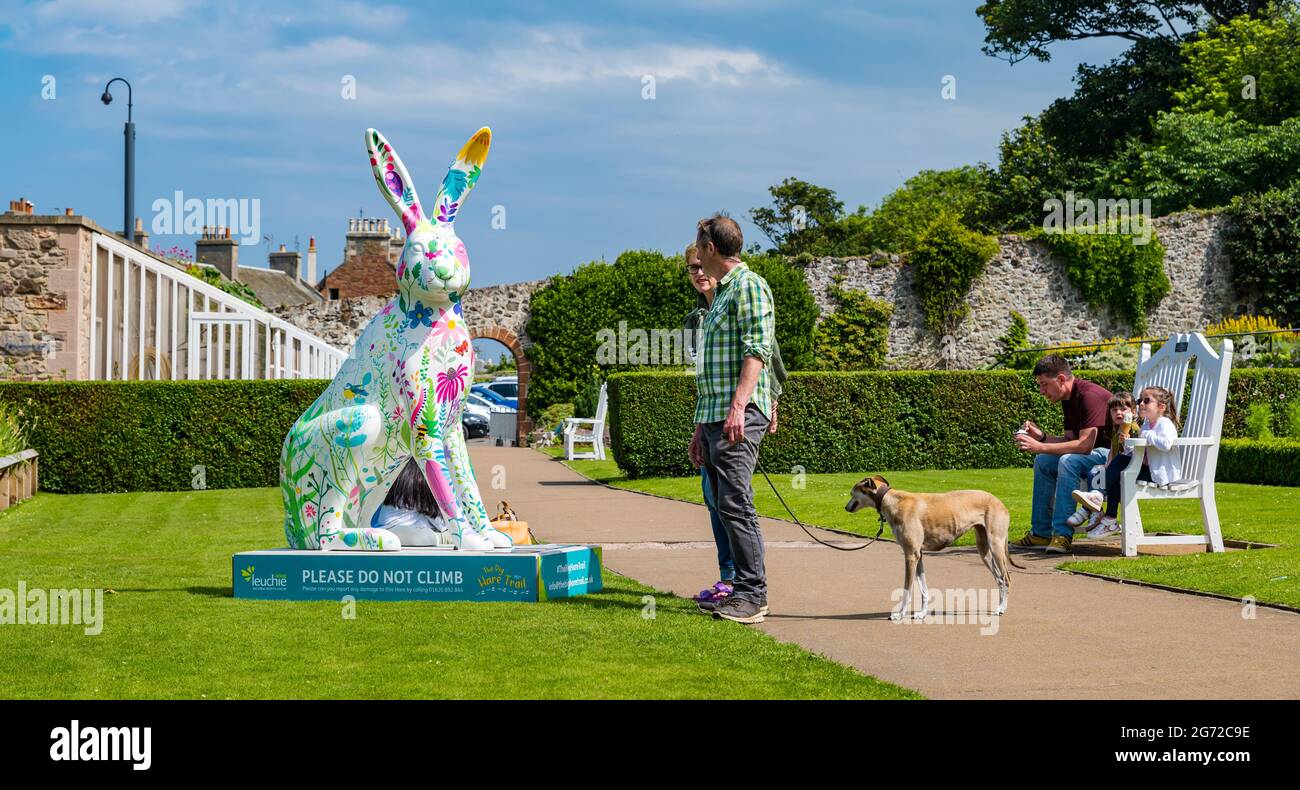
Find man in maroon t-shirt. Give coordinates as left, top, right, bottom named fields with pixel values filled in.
left=1012, top=353, right=1113, bottom=553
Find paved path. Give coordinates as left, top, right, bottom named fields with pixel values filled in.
left=472, top=446, right=1300, bottom=699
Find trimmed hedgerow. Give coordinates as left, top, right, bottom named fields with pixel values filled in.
left=609, top=369, right=1063, bottom=479
left=1218, top=439, right=1300, bottom=487
left=4, top=370, right=1295, bottom=492
left=0, top=380, right=327, bottom=493
left=608, top=367, right=1300, bottom=479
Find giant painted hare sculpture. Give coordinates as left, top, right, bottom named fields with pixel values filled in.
left=280, top=127, right=509, bottom=552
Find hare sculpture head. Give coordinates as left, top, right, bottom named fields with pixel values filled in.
left=365, top=126, right=491, bottom=300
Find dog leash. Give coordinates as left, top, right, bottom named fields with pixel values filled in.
left=742, top=435, right=885, bottom=552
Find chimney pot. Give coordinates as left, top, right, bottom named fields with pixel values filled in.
left=195, top=225, right=239, bottom=281
left=67, top=208, right=75, bottom=217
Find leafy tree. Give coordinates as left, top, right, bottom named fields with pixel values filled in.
left=977, top=0, right=1267, bottom=64
left=1039, top=37, right=1187, bottom=160
left=862, top=166, right=997, bottom=252
left=524, top=250, right=819, bottom=417
left=1097, top=110, right=1300, bottom=213
left=1225, top=181, right=1300, bottom=325
left=749, top=178, right=845, bottom=255
left=1174, top=2, right=1300, bottom=125
left=985, top=117, right=1091, bottom=231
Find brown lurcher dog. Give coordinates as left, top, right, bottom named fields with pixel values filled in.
left=845, top=475, right=1024, bottom=621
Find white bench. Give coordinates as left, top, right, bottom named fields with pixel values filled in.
left=1120, top=332, right=1232, bottom=557
left=564, top=382, right=608, bottom=461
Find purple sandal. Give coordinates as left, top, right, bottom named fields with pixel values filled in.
left=693, top=581, right=734, bottom=603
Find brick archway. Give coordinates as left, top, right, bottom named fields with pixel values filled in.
left=472, top=326, right=533, bottom=445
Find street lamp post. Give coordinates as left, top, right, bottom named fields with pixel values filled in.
left=101, top=78, right=135, bottom=244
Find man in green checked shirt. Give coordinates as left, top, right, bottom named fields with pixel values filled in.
left=688, top=213, right=776, bottom=624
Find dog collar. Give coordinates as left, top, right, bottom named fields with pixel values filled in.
left=872, top=484, right=891, bottom=508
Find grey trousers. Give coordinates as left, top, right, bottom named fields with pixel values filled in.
left=700, top=404, right=770, bottom=605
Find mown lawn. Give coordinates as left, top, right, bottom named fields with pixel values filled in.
left=0, top=487, right=918, bottom=700
left=544, top=447, right=1300, bottom=608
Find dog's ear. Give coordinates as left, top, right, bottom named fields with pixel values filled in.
left=872, top=474, right=890, bottom=488
left=857, top=476, right=876, bottom=491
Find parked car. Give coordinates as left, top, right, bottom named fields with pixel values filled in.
left=471, top=384, right=517, bottom=411
left=463, top=392, right=493, bottom=420
left=462, top=409, right=490, bottom=439
left=486, top=376, right=518, bottom=400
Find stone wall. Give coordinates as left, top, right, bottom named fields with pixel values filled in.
left=0, top=217, right=96, bottom=380
left=271, top=277, right=548, bottom=355
left=271, top=278, right=548, bottom=444
left=800, top=211, right=1245, bottom=368
left=273, top=211, right=1243, bottom=371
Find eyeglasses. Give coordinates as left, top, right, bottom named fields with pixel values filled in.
left=687, top=264, right=703, bottom=274
left=1139, top=396, right=1157, bottom=404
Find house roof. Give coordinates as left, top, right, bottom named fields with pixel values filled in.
left=237, top=266, right=324, bottom=308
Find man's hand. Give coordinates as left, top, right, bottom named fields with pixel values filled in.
left=724, top=402, right=747, bottom=444
left=688, top=424, right=704, bottom=468
left=767, top=402, right=778, bottom=434
left=1015, top=432, right=1045, bottom=453
left=1021, top=420, right=1046, bottom=441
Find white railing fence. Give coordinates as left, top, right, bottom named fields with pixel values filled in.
left=88, top=233, right=345, bottom=381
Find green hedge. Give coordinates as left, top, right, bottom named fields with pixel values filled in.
left=608, top=368, right=1300, bottom=479
left=610, top=370, right=1063, bottom=478
left=1218, top=439, right=1300, bottom=487
left=7, top=370, right=1296, bottom=493
left=0, top=380, right=328, bottom=493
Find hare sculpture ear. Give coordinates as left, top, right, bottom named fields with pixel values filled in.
left=366, top=128, right=423, bottom=234
left=431, top=127, right=491, bottom=225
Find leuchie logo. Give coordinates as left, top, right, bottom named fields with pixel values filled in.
left=241, top=566, right=287, bottom=589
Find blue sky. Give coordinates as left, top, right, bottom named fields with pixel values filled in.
left=0, top=0, right=1128, bottom=287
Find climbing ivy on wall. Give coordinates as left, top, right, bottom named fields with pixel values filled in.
left=1033, top=224, right=1169, bottom=334
left=909, top=212, right=1000, bottom=337
left=811, top=283, right=892, bottom=370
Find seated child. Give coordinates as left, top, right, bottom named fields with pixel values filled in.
left=1074, top=385, right=1182, bottom=539
left=1065, top=391, right=1140, bottom=534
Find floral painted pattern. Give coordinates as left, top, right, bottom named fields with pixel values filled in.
left=436, top=364, right=468, bottom=403
left=407, top=302, right=434, bottom=328
left=280, top=126, right=507, bottom=552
